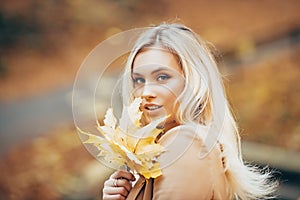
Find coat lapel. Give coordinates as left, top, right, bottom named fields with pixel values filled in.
left=127, top=176, right=146, bottom=200
left=127, top=176, right=153, bottom=200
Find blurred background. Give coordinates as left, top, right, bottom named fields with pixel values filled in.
left=0, top=0, right=299, bottom=199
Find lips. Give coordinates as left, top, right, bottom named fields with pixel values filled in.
left=143, top=103, right=162, bottom=111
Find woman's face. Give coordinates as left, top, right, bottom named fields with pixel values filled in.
left=132, top=47, right=185, bottom=129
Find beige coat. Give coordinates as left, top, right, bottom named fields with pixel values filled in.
left=127, top=125, right=228, bottom=200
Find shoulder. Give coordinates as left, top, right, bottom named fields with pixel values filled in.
left=159, top=124, right=207, bottom=146
left=158, top=124, right=223, bottom=171
left=153, top=124, right=227, bottom=199
left=158, top=124, right=211, bottom=165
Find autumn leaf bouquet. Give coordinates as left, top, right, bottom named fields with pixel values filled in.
left=77, top=98, right=167, bottom=179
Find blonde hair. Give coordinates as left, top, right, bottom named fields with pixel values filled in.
left=121, top=23, right=277, bottom=199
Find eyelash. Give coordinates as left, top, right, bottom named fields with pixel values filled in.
left=132, top=74, right=171, bottom=85
left=133, top=77, right=145, bottom=84
left=157, top=74, right=170, bottom=81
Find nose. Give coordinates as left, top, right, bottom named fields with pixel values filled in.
left=141, top=83, right=156, bottom=100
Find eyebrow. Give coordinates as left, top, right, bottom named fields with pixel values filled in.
left=132, top=67, right=172, bottom=76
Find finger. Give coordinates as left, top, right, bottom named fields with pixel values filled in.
left=110, top=170, right=136, bottom=181
left=104, top=179, right=117, bottom=187
left=115, top=178, right=133, bottom=192
left=109, top=179, right=132, bottom=192
left=103, top=186, right=128, bottom=197
left=104, top=179, right=132, bottom=192
left=103, top=193, right=126, bottom=200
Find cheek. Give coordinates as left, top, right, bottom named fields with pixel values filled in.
left=165, top=81, right=184, bottom=109
left=167, top=80, right=185, bottom=98
left=132, top=90, right=139, bottom=98
left=163, top=89, right=181, bottom=111
left=132, top=86, right=142, bottom=97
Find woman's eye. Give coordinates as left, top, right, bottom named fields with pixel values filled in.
left=157, top=74, right=170, bottom=81
left=133, top=77, right=145, bottom=84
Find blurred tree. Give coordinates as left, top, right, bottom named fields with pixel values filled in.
left=0, top=12, right=41, bottom=49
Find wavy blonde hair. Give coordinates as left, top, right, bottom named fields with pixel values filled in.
left=121, top=23, right=277, bottom=199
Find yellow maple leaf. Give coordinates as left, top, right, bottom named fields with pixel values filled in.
left=78, top=97, right=168, bottom=179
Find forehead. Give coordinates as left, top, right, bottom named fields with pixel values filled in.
left=132, top=47, right=182, bottom=74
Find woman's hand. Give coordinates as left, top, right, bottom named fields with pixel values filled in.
left=103, top=169, right=136, bottom=200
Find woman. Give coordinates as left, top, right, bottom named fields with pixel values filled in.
left=102, top=23, right=277, bottom=200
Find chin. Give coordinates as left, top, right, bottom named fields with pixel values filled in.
left=143, top=115, right=162, bottom=125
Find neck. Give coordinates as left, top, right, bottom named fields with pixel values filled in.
left=158, top=120, right=179, bottom=132
left=155, top=120, right=179, bottom=142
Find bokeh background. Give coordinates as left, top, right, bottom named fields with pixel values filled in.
left=0, top=0, right=299, bottom=199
